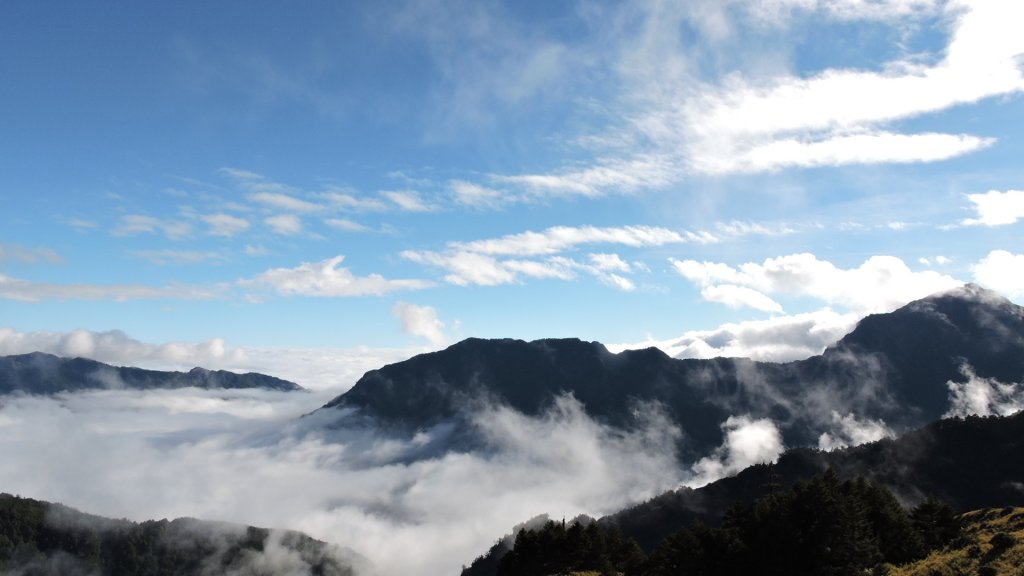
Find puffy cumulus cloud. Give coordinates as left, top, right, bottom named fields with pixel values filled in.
left=391, top=302, right=448, bottom=347
left=0, top=391, right=686, bottom=576
left=962, top=190, right=1024, bottom=226
left=201, top=213, right=251, bottom=237
left=239, top=255, right=433, bottom=297
left=671, top=253, right=961, bottom=314
left=0, top=243, right=62, bottom=265
left=972, top=250, right=1024, bottom=299
left=609, top=309, right=858, bottom=362
left=945, top=364, right=1024, bottom=418
left=688, top=415, right=784, bottom=488
left=0, top=274, right=220, bottom=302
left=264, top=214, right=303, bottom=236
left=817, top=410, right=893, bottom=451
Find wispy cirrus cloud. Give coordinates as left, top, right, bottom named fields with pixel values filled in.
left=132, top=250, right=228, bottom=265
left=201, top=213, right=251, bottom=237
left=113, top=214, right=193, bottom=240
left=403, top=222, right=795, bottom=289
left=0, top=274, right=220, bottom=302
left=450, top=225, right=700, bottom=257
left=478, top=1, right=1022, bottom=200
left=0, top=244, right=62, bottom=265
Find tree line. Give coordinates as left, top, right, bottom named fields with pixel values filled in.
left=497, top=470, right=961, bottom=576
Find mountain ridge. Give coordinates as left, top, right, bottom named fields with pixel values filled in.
left=322, top=284, right=1024, bottom=459
left=0, top=351, right=304, bottom=394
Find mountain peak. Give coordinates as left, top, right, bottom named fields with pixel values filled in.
left=322, top=285, right=1024, bottom=459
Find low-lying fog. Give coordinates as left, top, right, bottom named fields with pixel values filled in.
left=0, top=384, right=787, bottom=576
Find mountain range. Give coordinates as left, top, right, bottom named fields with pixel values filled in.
left=320, top=284, right=1024, bottom=460
left=0, top=352, right=303, bottom=394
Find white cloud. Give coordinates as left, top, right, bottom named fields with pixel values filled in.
left=132, top=250, right=227, bottom=265
left=699, top=131, right=993, bottom=174
left=483, top=1, right=1023, bottom=199
left=114, top=214, right=192, bottom=240
left=610, top=308, right=858, bottom=362
left=245, top=244, right=268, bottom=256
left=752, top=0, right=940, bottom=22
left=450, top=180, right=506, bottom=209
left=452, top=224, right=691, bottom=256
left=817, top=411, right=893, bottom=451
left=682, top=2, right=1023, bottom=173
left=671, top=252, right=961, bottom=314
left=599, top=273, right=636, bottom=292
left=322, top=191, right=390, bottom=212
left=688, top=415, right=784, bottom=487
left=972, top=250, right=1024, bottom=298
left=945, top=364, right=1024, bottom=418
left=588, top=253, right=632, bottom=273
left=0, top=244, right=62, bottom=264
left=701, top=284, right=784, bottom=313
left=325, top=218, right=372, bottom=233
left=202, top=213, right=251, bottom=237
left=240, top=255, right=433, bottom=297
left=402, top=250, right=641, bottom=291
left=250, top=192, right=323, bottom=213
left=391, top=302, right=448, bottom=347
left=265, top=214, right=303, bottom=236
left=402, top=251, right=520, bottom=286
left=382, top=190, right=434, bottom=212
left=962, top=189, right=1024, bottom=226
left=0, top=274, right=219, bottom=302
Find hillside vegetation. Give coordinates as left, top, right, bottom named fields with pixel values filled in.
left=890, top=507, right=1024, bottom=576
left=0, top=493, right=357, bottom=576
left=492, top=471, right=962, bottom=576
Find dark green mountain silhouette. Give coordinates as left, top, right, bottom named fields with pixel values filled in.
left=0, top=352, right=303, bottom=394
left=0, top=493, right=360, bottom=575
left=462, top=410, right=1024, bottom=575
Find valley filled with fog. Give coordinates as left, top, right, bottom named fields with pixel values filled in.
left=0, top=385, right=723, bottom=575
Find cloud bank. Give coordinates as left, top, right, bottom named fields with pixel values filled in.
left=0, top=390, right=690, bottom=576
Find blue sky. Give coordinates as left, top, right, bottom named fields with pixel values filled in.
left=2, top=0, right=1023, bottom=388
